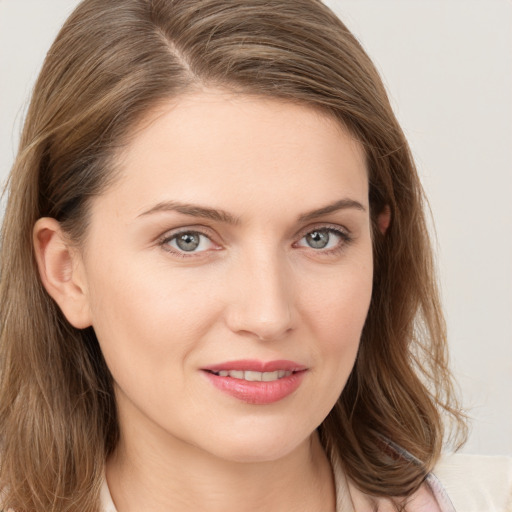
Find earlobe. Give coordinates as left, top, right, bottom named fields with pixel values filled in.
left=33, top=218, right=92, bottom=329
left=377, top=205, right=391, bottom=235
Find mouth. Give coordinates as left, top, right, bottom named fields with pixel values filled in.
left=201, top=360, right=308, bottom=404
left=204, top=369, right=295, bottom=382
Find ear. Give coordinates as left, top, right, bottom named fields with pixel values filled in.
left=33, top=217, right=92, bottom=329
left=377, top=205, right=391, bottom=235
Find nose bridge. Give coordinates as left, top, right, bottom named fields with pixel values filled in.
left=226, top=243, right=295, bottom=341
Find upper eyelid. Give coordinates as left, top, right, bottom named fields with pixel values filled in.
left=159, top=225, right=217, bottom=242
left=157, top=223, right=351, bottom=248
left=158, top=223, right=352, bottom=257
left=294, top=222, right=350, bottom=239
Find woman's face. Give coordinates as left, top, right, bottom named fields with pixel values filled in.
left=77, top=90, right=373, bottom=462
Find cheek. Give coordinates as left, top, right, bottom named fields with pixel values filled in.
left=84, top=256, right=221, bottom=381
left=299, top=255, right=373, bottom=386
left=301, top=256, right=373, bottom=341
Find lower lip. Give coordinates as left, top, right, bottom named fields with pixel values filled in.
left=203, top=370, right=307, bottom=405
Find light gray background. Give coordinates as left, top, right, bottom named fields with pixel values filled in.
left=1, top=0, right=511, bottom=455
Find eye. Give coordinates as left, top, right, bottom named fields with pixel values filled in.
left=163, top=231, right=216, bottom=254
left=296, top=227, right=349, bottom=251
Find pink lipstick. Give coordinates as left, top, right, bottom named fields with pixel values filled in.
left=202, top=359, right=307, bottom=405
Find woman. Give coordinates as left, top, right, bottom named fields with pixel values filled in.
left=0, top=0, right=510, bottom=511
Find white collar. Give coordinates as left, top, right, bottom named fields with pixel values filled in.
left=100, top=476, right=117, bottom=512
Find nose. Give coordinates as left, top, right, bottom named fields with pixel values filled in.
left=224, top=251, right=296, bottom=341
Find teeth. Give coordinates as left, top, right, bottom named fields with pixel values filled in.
left=261, top=371, right=279, bottom=382
left=213, top=370, right=293, bottom=381
left=245, top=370, right=262, bottom=381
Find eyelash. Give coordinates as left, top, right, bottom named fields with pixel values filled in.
left=294, top=225, right=353, bottom=256
left=158, top=225, right=353, bottom=258
left=159, top=228, right=218, bottom=259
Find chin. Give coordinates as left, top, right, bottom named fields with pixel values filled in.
left=201, top=423, right=315, bottom=464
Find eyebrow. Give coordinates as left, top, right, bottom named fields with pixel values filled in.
left=138, top=200, right=241, bottom=225
left=137, top=198, right=366, bottom=224
left=297, top=198, right=366, bottom=222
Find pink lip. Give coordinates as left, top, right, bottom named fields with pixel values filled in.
left=201, top=359, right=308, bottom=405
left=203, top=359, right=307, bottom=373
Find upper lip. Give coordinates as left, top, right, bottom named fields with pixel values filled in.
left=202, top=359, right=307, bottom=373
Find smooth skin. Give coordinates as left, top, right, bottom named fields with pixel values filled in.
left=34, top=90, right=438, bottom=511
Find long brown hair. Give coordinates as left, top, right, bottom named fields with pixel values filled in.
left=0, top=0, right=466, bottom=510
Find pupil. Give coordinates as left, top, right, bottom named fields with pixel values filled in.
left=307, top=230, right=329, bottom=249
left=176, top=233, right=200, bottom=251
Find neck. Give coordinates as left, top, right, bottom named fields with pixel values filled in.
left=106, top=406, right=336, bottom=512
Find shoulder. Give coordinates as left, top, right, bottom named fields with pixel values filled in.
left=433, top=453, right=512, bottom=512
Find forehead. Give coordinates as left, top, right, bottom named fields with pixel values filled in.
left=104, top=90, right=368, bottom=220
